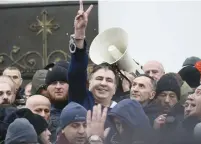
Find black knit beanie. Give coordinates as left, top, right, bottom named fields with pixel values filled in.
left=156, top=74, right=181, bottom=100
left=178, top=66, right=200, bottom=88
left=30, top=114, right=48, bottom=135
left=5, top=118, right=38, bottom=144
left=3, top=108, right=34, bottom=125
left=45, top=65, right=68, bottom=86
left=3, top=108, right=48, bottom=135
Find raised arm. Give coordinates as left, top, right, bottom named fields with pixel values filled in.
left=68, top=0, right=93, bottom=104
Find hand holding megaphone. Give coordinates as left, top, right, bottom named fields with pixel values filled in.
left=120, top=70, right=135, bottom=92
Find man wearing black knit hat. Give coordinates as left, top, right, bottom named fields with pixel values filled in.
left=178, top=66, right=201, bottom=91
left=3, top=108, right=51, bottom=144
left=45, top=65, right=69, bottom=143
left=46, top=66, right=69, bottom=104
left=153, top=73, right=184, bottom=144
left=155, top=73, right=181, bottom=114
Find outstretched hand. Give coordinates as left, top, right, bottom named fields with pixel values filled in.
left=86, top=104, right=108, bottom=139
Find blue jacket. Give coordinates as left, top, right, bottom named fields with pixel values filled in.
left=106, top=99, right=155, bottom=144
left=49, top=44, right=94, bottom=143
left=68, top=44, right=95, bottom=111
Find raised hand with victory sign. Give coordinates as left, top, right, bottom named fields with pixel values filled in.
left=74, top=0, right=93, bottom=48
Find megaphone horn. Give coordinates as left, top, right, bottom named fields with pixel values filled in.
left=89, top=27, right=144, bottom=76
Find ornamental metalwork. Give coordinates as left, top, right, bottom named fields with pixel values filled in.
left=0, top=9, right=70, bottom=73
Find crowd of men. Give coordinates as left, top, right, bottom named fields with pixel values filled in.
left=1, top=1, right=201, bottom=144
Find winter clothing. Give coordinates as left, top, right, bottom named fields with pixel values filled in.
left=106, top=99, right=155, bottom=144
left=45, top=65, right=68, bottom=86
left=31, top=69, right=48, bottom=95
left=178, top=66, right=200, bottom=88
left=5, top=118, right=38, bottom=144
left=60, top=102, right=87, bottom=130
left=68, top=42, right=105, bottom=111
left=183, top=56, right=201, bottom=66
left=3, top=108, right=48, bottom=135
left=156, top=74, right=181, bottom=100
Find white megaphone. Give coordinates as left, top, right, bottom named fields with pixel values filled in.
left=89, top=27, right=144, bottom=75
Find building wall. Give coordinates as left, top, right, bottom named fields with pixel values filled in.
left=2, top=0, right=201, bottom=72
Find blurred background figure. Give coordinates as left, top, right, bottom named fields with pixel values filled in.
left=24, top=82, right=32, bottom=98
left=143, top=60, right=165, bottom=81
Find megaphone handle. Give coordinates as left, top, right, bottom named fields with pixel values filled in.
left=113, top=64, right=132, bottom=89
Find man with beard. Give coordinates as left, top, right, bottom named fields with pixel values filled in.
left=45, top=65, right=69, bottom=143
left=68, top=0, right=117, bottom=110
left=153, top=73, right=184, bottom=144
left=0, top=76, right=17, bottom=142
left=0, top=76, right=16, bottom=105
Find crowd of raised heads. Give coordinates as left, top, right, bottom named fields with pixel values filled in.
left=1, top=1, right=201, bottom=144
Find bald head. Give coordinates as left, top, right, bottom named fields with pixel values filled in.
left=143, top=61, right=165, bottom=81
left=26, top=95, right=51, bottom=121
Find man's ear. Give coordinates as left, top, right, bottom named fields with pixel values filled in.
left=113, top=86, right=117, bottom=95
left=104, top=128, right=111, bottom=138
left=150, top=91, right=156, bottom=100
left=20, top=78, right=23, bottom=86
left=88, top=78, right=93, bottom=91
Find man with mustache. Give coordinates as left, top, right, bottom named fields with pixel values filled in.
left=154, top=74, right=182, bottom=115
left=45, top=65, right=69, bottom=143
left=153, top=73, right=184, bottom=144
left=0, top=76, right=16, bottom=105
